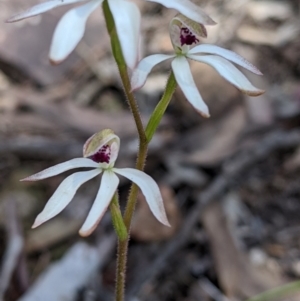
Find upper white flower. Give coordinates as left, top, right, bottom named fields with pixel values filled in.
left=131, top=14, right=264, bottom=117
left=7, top=0, right=141, bottom=69
left=6, top=0, right=216, bottom=69
left=21, top=129, right=170, bottom=237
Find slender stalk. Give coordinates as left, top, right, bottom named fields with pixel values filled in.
left=102, top=0, right=146, bottom=144
left=115, top=143, right=147, bottom=301
left=145, top=72, right=177, bottom=142
left=109, top=192, right=128, bottom=241
left=102, top=2, right=148, bottom=300
left=102, top=3, right=177, bottom=300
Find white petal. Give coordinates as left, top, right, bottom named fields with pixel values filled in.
left=21, top=158, right=99, bottom=181
left=113, top=168, right=170, bottom=226
left=6, top=0, right=86, bottom=23
left=131, top=54, right=175, bottom=91
left=108, top=0, right=141, bottom=69
left=79, top=170, right=119, bottom=236
left=188, top=44, right=263, bottom=75
left=146, top=0, right=216, bottom=25
left=32, top=169, right=101, bottom=228
left=171, top=56, right=210, bottom=117
left=188, top=54, right=265, bottom=96
left=49, top=0, right=102, bottom=64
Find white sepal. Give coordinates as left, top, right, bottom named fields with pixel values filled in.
left=109, top=0, right=141, bottom=69
left=21, top=158, right=99, bottom=181
left=6, top=0, right=86, bottom=22
left=188, top=44, right=263, bottom=75
left=131, top=54, right=175, bottom=91
left=171, top=56, right=210, bottom=117
left=49, top=0, right=102, bottom=64
left=113, top=168, right=170, bottom=226
left=146, top=0, right=216, bottom=25
left=32, top=169, right=101, bottom=228
left=79, top=170, right=119, bottom=236
left=188, top=54, right=265, bottom=96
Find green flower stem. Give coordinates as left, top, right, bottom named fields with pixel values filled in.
left=246, top=280, right=300, bottom=301
left=115, top=144, right=148, bottom=301
left=145, top=72, right=177, bottom=142
left=103, top=3, right=177, bottom=301
left=109, top=192, right=127, bottom=241
left=102, top=2, right=148, bottom=301
left=102, top=0, right=146, bottom=144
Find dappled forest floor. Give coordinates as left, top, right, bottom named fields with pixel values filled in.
left=1, top=0, right=300, bottom=300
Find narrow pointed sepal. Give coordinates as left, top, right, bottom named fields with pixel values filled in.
left=188, top=44, right=263, bottom=75
left=108, top=0, right=141, bottom=69
left=49, top=0, right=102, bottom=64
left=147, top=0, right=216, bottom=25
left=188, top=54, right=265, bottom=96
left=21, top=158, right=99, bottom=182
left=113, top=168, right=170, bottom=227
left=32, top=169, right=101, bottom=228
left=6, top=0, right=86, bottom=23
left=171, top=56, right=210, bottom=117
left=79, top=170, right=119, bottom=236
left=131, top=54, right=175, bottom=91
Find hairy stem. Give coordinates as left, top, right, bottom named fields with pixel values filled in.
left=102, top=2, right=177, bottom=300
left=102, top=2, right=147, bottom=301
left=102, top=0, right=146, bottom=144
left=115, top=142, right=148, bottom=301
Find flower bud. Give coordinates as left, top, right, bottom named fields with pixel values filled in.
left=83, top=129, right=120, bottom=167
left=170, top=14, right=207, bottom=52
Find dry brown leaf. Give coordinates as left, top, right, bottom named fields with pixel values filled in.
left=202, top=201, right=280, bottom=299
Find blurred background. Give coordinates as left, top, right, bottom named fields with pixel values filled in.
left=1, top=0, right=300, bottom=300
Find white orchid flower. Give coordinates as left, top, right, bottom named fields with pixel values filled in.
left=6, top=0, right=215, bottom=69
left=21, top=129, right=170, bottom=237
left=7, top=0, right=141, bottom=68
left=131, top=14, right=265, bottom=117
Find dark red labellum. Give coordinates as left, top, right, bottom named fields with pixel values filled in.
left=89, top=144, right=111, bottom=163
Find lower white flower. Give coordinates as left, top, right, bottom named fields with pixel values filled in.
left=21, top=129, right=170, bottom=237
left=131, top=14, right=265, bottom=118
